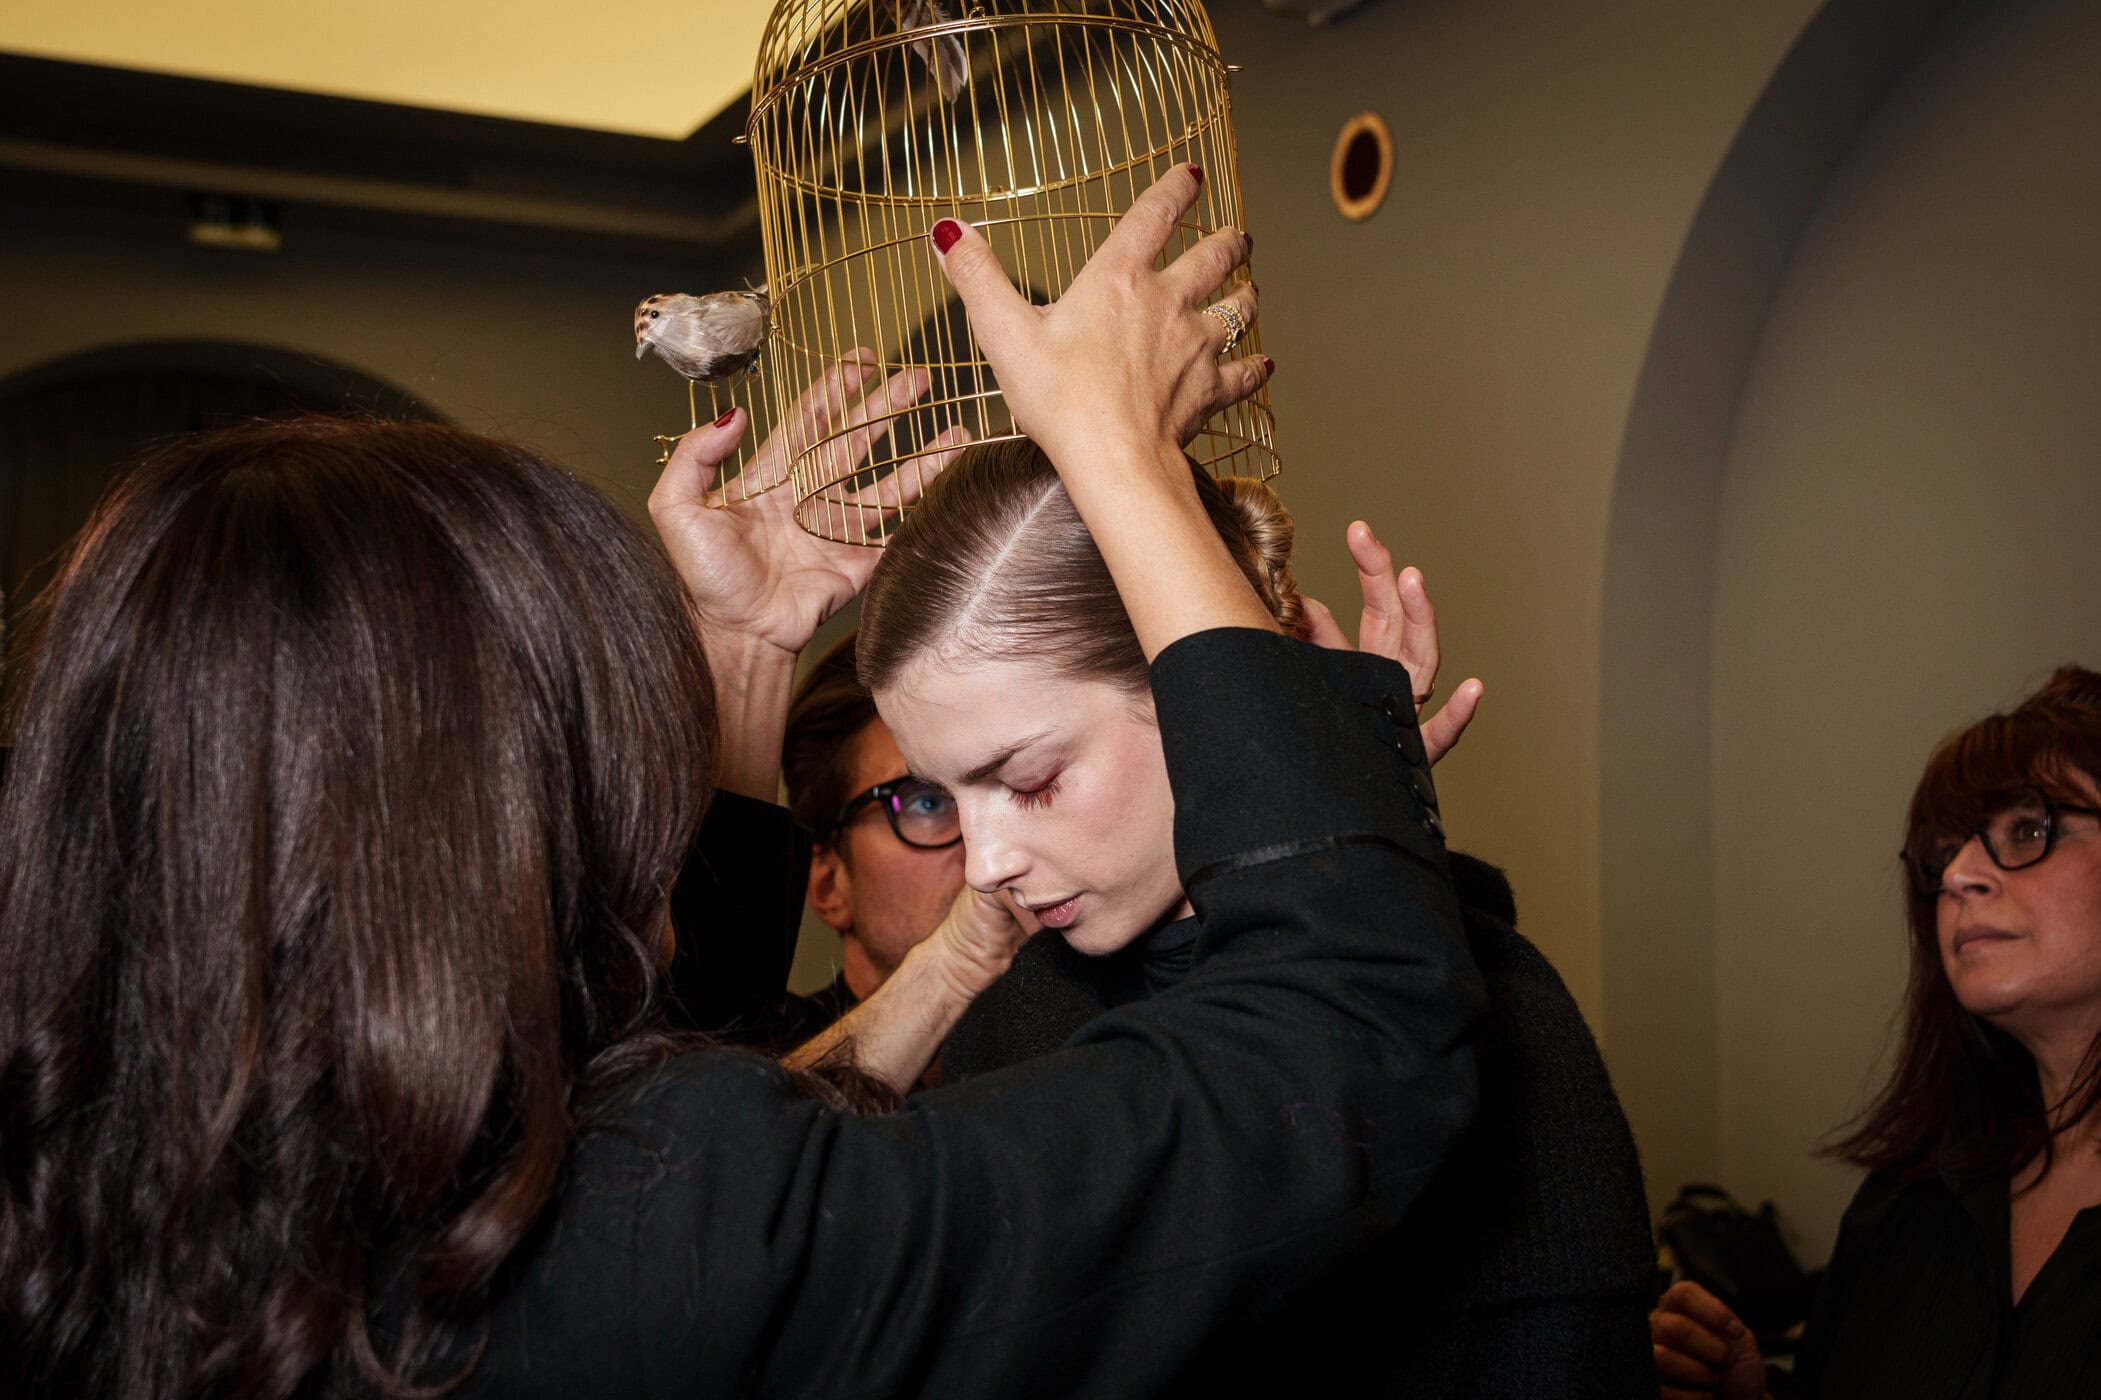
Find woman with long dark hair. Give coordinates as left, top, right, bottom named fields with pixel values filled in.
left=0, top=171, right=1483, bottom=1398
left=1652, top=667, right=2101, bottom=1399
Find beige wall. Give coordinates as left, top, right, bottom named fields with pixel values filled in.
left=1207, top=0, right=1819, bottom=1029
left=0, top=194, right=757, bottom=517
left=1709, top=0, right=2101, bottom=1260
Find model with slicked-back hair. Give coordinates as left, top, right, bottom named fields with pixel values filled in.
left=858, top=437, right=1299, bottom=698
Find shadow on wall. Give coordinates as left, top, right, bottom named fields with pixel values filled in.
left=1598, top=0, right=1958, bottom=1228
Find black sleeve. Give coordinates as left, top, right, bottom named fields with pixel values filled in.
left=661, top=789, right=810, bottom=1035
left=477, top=629, right=1485, bottom=1400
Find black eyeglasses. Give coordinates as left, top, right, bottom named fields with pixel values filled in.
left=1901, top=787, right=2100, bottom=897
left=828, top=775, right=962, bottom=850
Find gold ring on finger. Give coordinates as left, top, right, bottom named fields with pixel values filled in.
left=1201, top=301, right=1247, bottom=358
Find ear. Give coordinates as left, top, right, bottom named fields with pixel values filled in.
left=806, top=843, right=855, bottom=933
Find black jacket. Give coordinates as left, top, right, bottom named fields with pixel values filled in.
left=1788, top=1169, right=2101, bottom=1399
left=944, top=851, right=1655, bottom=1396
left=458, top=628, right=1485, bottom=1398
left=664, top=790, right=811, bottom=1037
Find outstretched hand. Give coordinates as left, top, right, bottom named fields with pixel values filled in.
left=648, top=352, right=968, bottom=658
left=649, top=353, right=968, bottom=798
left=1299, top=521, right=1482, bottom=765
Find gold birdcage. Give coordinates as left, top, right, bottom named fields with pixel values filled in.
left=688, top=0, right=1273, bottom=544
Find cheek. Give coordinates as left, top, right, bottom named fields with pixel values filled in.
left=918, top=844, right=967, bottom=896
left=1086, top=741, right=1177, bottom=880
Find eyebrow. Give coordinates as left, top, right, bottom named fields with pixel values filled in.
left=957, top=729, right=1056, bottom=787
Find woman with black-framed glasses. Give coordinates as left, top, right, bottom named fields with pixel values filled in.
left=1655, top=666, right=2101, bottom=1400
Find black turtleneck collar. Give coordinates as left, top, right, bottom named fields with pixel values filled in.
left=1101, top=911, right=1203, bottom=1006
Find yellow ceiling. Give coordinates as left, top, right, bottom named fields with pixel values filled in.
left=0, top=0, right=778, bottom=140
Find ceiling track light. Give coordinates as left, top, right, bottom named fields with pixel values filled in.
left=187, top=193, right=282, bottom=252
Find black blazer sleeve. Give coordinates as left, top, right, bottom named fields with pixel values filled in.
left=472, top=629, right=1484, bottom=1400
left=662, top=789, right=810, bottom=1035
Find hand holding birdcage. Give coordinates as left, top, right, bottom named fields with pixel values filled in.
left=650, top=351, right=970, bottom=796
left=649, top=351, right=969, bottom=657
left=929, top=166, right=1280, bottom=654
left=929, top=166, right=1268, bottom=475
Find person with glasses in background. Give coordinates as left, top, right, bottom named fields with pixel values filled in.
left=763, top=631, right=996, bottom=1056
left=1653, top=666, right=2101, bottom=1400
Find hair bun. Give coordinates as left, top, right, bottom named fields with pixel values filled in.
left=1208, top=474, right=1302, bottom=636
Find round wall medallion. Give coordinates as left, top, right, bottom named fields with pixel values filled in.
left=1330, top=111, right=1393, bottom=222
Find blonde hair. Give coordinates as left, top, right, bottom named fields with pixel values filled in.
left=859, top=437, right=1298, bottom=695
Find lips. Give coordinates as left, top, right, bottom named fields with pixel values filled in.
left=1027, top=895, right=1080, bottom=930
left=1952, top=925, right=2019, bottom=954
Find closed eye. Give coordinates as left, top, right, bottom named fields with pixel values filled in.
left=1009, top=772, right=1061, bottom=811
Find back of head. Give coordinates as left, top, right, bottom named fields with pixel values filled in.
left=858, top=437, right=1300, bottom=695
left=0, top=418, right=715, bottom=1397
left=1837, top=665, right=2101, bottom=1179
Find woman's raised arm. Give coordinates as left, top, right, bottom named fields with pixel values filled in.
left=929, top=166, right=1278, bottom=656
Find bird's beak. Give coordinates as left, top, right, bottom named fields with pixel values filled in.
left=635, top=341, right=651, bottom=359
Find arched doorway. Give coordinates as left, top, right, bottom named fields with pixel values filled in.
left=0, top=340, right=443, bottom=654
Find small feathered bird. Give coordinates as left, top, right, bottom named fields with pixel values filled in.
left=633, top=289, right=770, bottom=382
left=896, top=0, right=968, bottom=102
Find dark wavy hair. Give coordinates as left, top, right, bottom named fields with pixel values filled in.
left=1832, top=666, right=2101, bottom=1183
left=0, top=419, right=728, bottom=1396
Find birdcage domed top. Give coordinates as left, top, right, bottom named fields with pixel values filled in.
left=753, top=1, right=1225, bottom=124
left=731, top=0, right=1274, bottom=546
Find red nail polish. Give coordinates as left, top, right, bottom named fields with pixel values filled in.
left=931, top=218, right=964, bottom=253
left=1261, top=356, right=1275, bottom=375
left=1244, top=230, right=1254, bottom=255
left=714, top=408, right=737, bottom=427
left=1189, top=164, right=1204, bottom=187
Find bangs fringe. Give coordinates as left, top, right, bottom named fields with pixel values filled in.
left=1907, top=681, right=2101, bottom=850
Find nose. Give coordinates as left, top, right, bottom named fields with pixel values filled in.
left=961, top=804, right=1029, bottom=894
left=1940, top=834, right=1999, bottom=896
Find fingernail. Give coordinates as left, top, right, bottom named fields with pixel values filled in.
left=1261, top=356, right=1275, bottom=375
left=931, top=218, right=964, bottom=254
left=1189, top=164, right=1204, bottom=187
left=714, top=408, right=737, bottom=427
left=1250, top=281, right=1260, bottom=296
left=1244, top=230, right=1254, bottom=255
